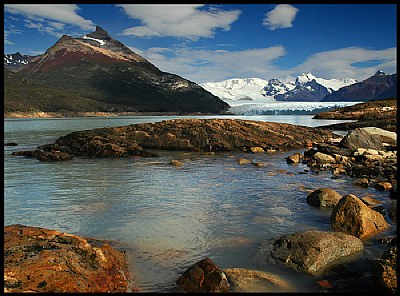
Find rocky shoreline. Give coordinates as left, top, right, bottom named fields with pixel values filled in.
left=5, top=113, right=397, bottom=292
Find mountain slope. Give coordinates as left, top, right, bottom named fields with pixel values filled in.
left=321, top=71, right=397, bottom=102
left=5, top=26, right=229, bottom=114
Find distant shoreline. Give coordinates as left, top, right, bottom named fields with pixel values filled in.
left=4, top=111, right=231, bottom=119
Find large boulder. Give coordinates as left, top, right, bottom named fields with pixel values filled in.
left=361, top=127, right=396, bottom=145
left=4, top=224, right=134, bottom=293
left=338, top=128, right=389, bottom=151
left=372, top=245, right=397, bottom=293
left=258, top=230, right=364, bottom=275
left=331, top=194, right=389, bottom=239
left=306, top=188, right=343, bottom=207
left=176, top=257, right=230, bottom=293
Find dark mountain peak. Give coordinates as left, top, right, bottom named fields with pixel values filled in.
left=374, top=70, right=386, bottom=76
left=86, top=26, right=112, bottom=40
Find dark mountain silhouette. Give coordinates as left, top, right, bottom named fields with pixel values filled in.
left=321, top=71, right=396, bottom=102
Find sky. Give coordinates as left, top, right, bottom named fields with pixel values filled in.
left=3, top=3, right=397, bottom=84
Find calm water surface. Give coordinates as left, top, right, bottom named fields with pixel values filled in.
left=4, top=115, right=396, bottom=292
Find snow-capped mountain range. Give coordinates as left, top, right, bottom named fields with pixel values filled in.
left=201, top=73, right=358, bottom=103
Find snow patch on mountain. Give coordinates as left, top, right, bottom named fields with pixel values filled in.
left=296, top=73, right=358, bottom=92
left=81, top=35, right=106, bottom=46
left=201, top=78, right=276, bottom=101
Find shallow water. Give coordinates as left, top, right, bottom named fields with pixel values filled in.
left=4, top=115, right=396, bottom=292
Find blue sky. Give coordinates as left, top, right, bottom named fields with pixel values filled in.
left=4, top=4, right=397, bottom=83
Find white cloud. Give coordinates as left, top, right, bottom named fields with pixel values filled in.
left=4, top=4, right=95, bottom=30
left=128, top=44, right=396, bottom=84
left=263, top=4, right=299, bottom=30
left=117, top=4, right=241, bottom=40
left=24, top=19, right=63, bottom=38
left=293, top=47, right=397, bottom=81
left=132, top=45, right=286, bottom=83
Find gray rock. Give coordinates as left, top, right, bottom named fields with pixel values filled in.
left=258, top=230, right=363, bottom=275
left=339, top=128, right=388, bottom=151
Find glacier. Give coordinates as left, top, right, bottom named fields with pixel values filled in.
left=227, top=101, right=362, bottom=115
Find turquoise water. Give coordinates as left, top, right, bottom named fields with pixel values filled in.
left=4, top=115, right=395, bottom=292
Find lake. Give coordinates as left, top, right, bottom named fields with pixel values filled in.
left=4, top=115, right=396, bottom=292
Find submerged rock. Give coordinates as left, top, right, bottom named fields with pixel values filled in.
left=223, top=268, right=295, bottom=292
left=4, top=224, right=134, bottom=293
left=258, top=230, right=364, bottom=275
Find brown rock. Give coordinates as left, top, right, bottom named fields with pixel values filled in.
left=286, top=152, right=303, bottom=163
left=313, top=152, right=336, bottom=164
left=176, top=257, right=230, bottom=293
left=250, top=146, right=265, bottom=153
left=306, top=188, right=343, bottom=207
left=352, top=178, right=369, bottom=187
left=237, top=158, right=252, bottom=165
left=170, top=159, right=184, bottom=166
left=331, top=194, right=389, bottom=238
left=373, top=182, right=392, bottom=191
left=372, top=245, right=397, bottom=293
left=4, top=224, right=134, bottom=293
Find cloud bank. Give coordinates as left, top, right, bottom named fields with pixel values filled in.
left=118, top=4, right=241, bottom=40
left=131, top=45, right=396, bottom=83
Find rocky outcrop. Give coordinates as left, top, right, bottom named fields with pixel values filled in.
left=4, top=224, right=134, bottom=293
left=258, top=230, right=364, bottom=275
left=330, top=194, right=389, bottom=239
left=372, top=245, right=397, bottom=293
left=314, top=98, right=397, bottom=132
left=306, top=188, right=343, bottom=208
left=12, top=118, right=335, bottom=162
left=176, top=257, right=230, bottom=293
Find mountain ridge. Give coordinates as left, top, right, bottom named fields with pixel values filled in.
left=201, top=73, right=358, bottom=103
